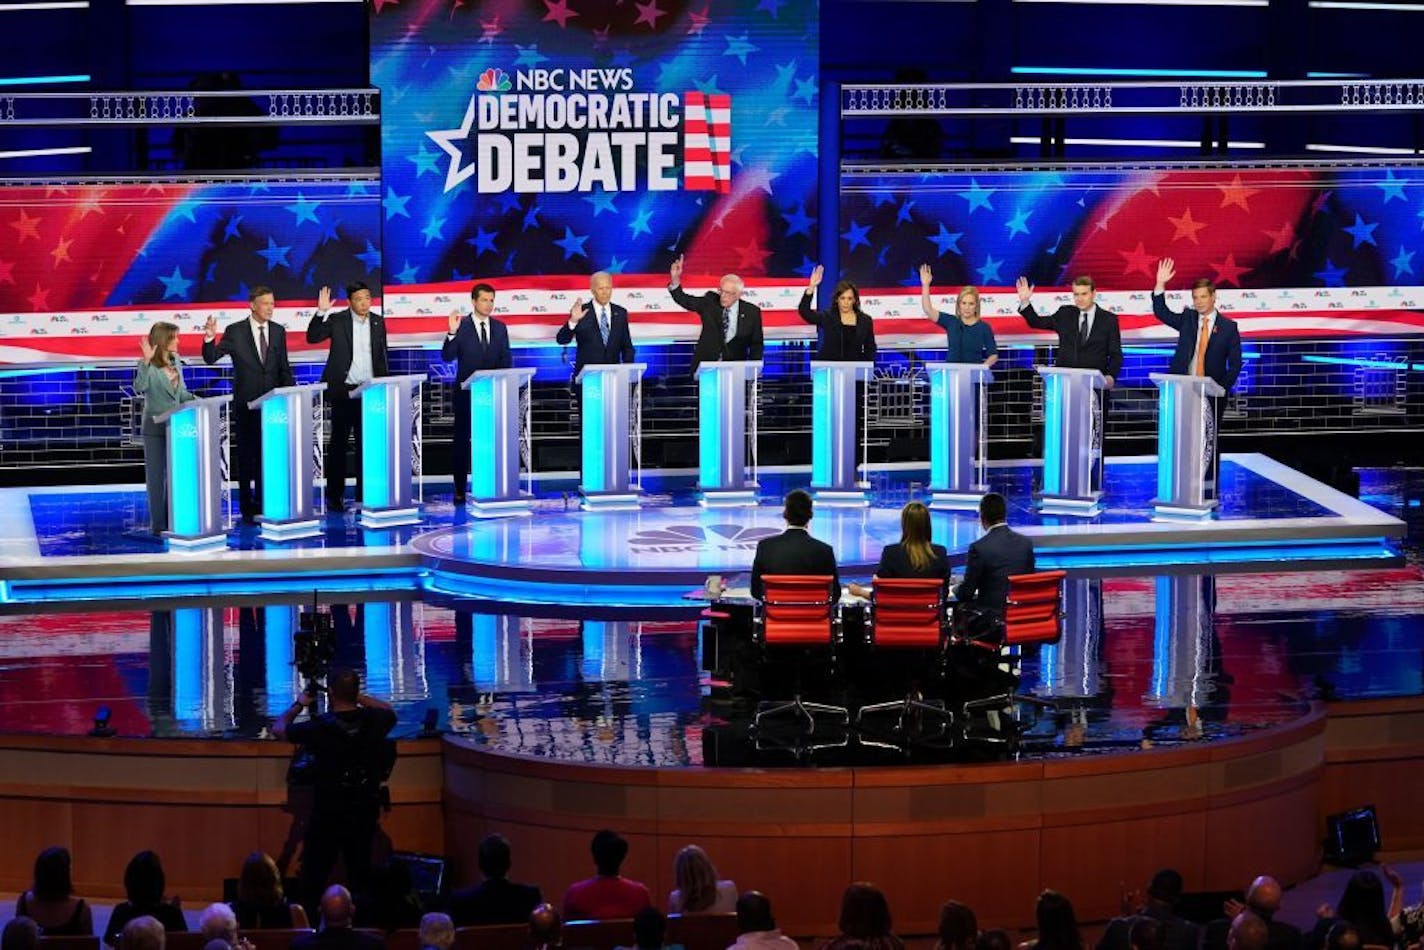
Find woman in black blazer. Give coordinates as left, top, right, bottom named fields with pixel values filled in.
left=849, top=501, right=949, bottom=597
left=798, top=265, right=877, bottom=361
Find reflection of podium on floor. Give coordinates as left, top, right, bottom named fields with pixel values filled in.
left=810, top=361, right=873, bottom=507
left=926, top=362, right=993, bottom=511
left=352, top=374, right=427, bottom=528
left=1151, top=373, right=1226, bottom=522
left=251, top=383, right=326, bottom=541
left=1148, top=575, right=1217, bottom=710
left=155, top=394, right=231, bottom=552
left=577, top=363, right=646, bottom=511
left=1037, top=366, right=1104, bottom=516
left=696, top=360, right=762, bottom=508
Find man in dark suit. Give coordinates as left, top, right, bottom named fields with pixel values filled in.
left=307, top=281, right=390, bottom=512
left=203, top=286, right=296, bottom=524
left=750, top=489, right=840, bottom=601
left=954, top=492, right=1035, bottom=613
left=556, top=270, right=635, bottom=379
left=1152, top=258, right=1243, bottom=490
left=447, top=833, right=543, bottom=927
left=293, top=886, right=384, bottom=950
left=443, top=282, right=513, bottom=505
left=1098, top=869, right=1202, bottom=950
left=667, top=254, right=765, bottom=372
left=1015, top=274, right=1124, bottom=386
left=1200, top=876, right=1303, bottom=950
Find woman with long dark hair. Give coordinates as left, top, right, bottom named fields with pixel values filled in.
left=1019, top=890, right=1082, bottom=950
left=104, top=851, right=187, bottom=946
left=799, top=265, right=877, bottom=362
left=15, top=847, right=91, bottom=936
left=821, top=883, right=904, bottom=950
left=849, top=501, right=950, bottom=598
left=134, top=321, right=195, bottom=536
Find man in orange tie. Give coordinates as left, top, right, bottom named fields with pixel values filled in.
left=1152, top=258, right=1243, bottom=487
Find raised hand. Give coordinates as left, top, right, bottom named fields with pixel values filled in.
left=447, top=308, right=462, bottom=335
left=139, top=336, right=155, bottom=361
left=808, top=264, right=824, bottom=290
left=1155, top=257, right=1175, bottom=290
left=918, top=263, right=933, bottom=287
left=317, top=286, right=332, bottom=312
left=669, top=254, right=684, bottom=284
left=203, top=315, right=217, bottom=338
left=570, top=297, right=589, bottom=322
left=1015, top=276, right=1033, bottom=306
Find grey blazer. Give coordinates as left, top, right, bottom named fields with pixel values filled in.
left=134, top=358, right=195, bottom=436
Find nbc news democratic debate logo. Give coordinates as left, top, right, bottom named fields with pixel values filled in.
left=427, top=65, right=732, bottom=195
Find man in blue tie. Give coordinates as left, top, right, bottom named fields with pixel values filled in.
left=443, top=282, right=513, bottom=505
left=557, top=270, right=636, bottom=378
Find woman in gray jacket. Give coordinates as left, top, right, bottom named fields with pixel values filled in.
left=134, top=322, right=194, bottom=535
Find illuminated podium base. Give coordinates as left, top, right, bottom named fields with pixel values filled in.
left=259, top=516, right=321, bottom=542
left=164, top=532, right=229, bottom=553
left=698, top=487, right=759, bottom=508
left=580, top=490, right=642, bottom=513
left=1151, top=501, right=1217, bottom=523
left=811, top=487, right=871, bottom=509
left=1037, top=492, right=1104, bottom=517
left=359, top=504, right=423, bottom=528
left=470, top=497, right=533, bottom=519
left=929, top=486, right=989, bottom=511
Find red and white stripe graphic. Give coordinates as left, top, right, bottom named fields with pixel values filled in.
left=683, top=92, right=732, bottom=192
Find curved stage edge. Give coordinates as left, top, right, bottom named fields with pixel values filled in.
left=1, top=701, right=1420, bottom=932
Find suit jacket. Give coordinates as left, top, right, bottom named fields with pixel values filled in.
left=1019, top=303, right=1123, bottom=380
left=875, top=542, right=950, bottom=582
left=291, top=927, right=385, bottom=950
left=556, top=302, right=635, bottom=378
left=954, top=525, right=1036, bottom=611
left=669, top=285, right=765, bottom=372
left=798, top=292, right=877, bottom=362
left=750, top=527, right=840, bottom=601
left=442, top=315, right=513, bottom=385
left=202, top=318, right=296, bottom=406
left=447, top=877, right=544, bottom=927
left=1201, top=915, right=1301, bottom=950
left=1151, top=295, right=1243, bottom=392
left=306, top=308, right=390, bottom=386
left=1098, top=905, right=1201, bottom=950
left=134, top=359, right=195, bottom=437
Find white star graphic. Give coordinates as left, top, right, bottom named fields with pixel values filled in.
left=426, top=95, right=478, bottom=193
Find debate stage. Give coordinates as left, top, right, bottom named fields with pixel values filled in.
left=0, top=453, right=1405, bottom=607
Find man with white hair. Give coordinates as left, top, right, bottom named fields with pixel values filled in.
left=198, top=904, right=239, bottom=946
left=121, top=916, right=167, bottom=950
left=418, top=913, right=455, bottom=950
left=557, top=270, right=635, bottom=379
left=668, top=255, right=764, bottom=373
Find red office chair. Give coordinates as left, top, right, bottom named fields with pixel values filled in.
left=752, top=574, right=848, bottom=732
left=958, top=570, right=1066, bottom=741
left=856, top=576, right=953, bottom=736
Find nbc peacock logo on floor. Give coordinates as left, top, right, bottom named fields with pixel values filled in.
left=628, top=523, right=777, bottom=554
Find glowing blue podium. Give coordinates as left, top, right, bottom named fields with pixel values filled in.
left=810, top=360, right=873, bottom=507
left=576, top=362, right=646, bottom=511
left=1037, top=366, right=1104, bottom=516
left=464, top=367, right=535, bottom=518
left=696, top=359, right=762, bottom=507
left=352, top=373, right=426, bottom=528
left=926, top=362, right=993, bottom=510
left=1151, top=372, right=1225, bottom=521
left=250, top=382, right=325, bottom=542
left=155, top=394, right=231, bottom=552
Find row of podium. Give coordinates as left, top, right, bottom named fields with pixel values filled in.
left=155, top=362, right=1225, bottom=550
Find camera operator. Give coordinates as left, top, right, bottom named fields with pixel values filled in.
left=277, top=668, right=397, bottom=909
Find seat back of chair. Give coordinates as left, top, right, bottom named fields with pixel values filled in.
left=758, top=574, right=837, bottom=646
left=562, top=918, right=634, bottom=950
left=165, top=933, right=211, bottom=950
left=242, top=931, right=317, bottom=950
left=385, top=930, right=421, bottom=950
left=869, top=576, right=948, bottom=648
left=666, top=913, right=740, bottom=950
left=453, top=924, right=529, bottom=950
left=38, top=938, right=99, bottom=950
left=1003, top=570, right=1065, bottom=646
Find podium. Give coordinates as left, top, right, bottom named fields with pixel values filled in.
left=249, top=382, right=326, bottom=541
left=576, top=362, right=646, bottom=510
left=926, top=362, right=993, bottom=510
left=464, top=367, right=535, bottom=518
left=352, top=374, right=426, bottom=528
left=1037, top=366, right=1105, bottom=516
left=810, top=360, right=874, bottom=507
left=155, top=394, right=231, bottom=552
left=696, top=360, right=762, bottom=507
left=1150, top=372, right=1225, bottom=521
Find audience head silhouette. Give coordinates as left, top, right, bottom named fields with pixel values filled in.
left=1, top=918, right=39, bottom=950
left=122, top=916, right=166, bottom=950
left=320, top=885, right=356, bottom=929
left=529, top=903, right=562, bottom=946
left=633, top=907, right=666, bottom=950
left=837, top=882, right=894, bottom=940
left=418, top=912, right=455, bottom=950
left=936, top=900, right=978, bottom=950
left=1228, top=912, right=1270, bottom=950
left=590, top=829, right=629, bottom=877
left=32, top=846, right=75, bottom=902
left=783, top=489, right=813, bottom=528
left=478, top=832, right=514, bottom=879
left=672, top=844, right=721, bottom=913
left=1033, top=890, right=1081, bottom=950
left=736, top=892, right=778, bottom=934
left=978, top=492, right=1007, bottom=531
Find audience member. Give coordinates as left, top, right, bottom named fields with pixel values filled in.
left=618, top=907, right=672, bottom=950
left=1308, top=870, right=1398, bottom=950
left=121, top=916, right=167, bottom=950
left=1129, top=919, right=1165, bottom=950
left=562, top=830, right=652, bottom=921
left=1021, top=890, right=1081, bottom=950
left=821, top=883, right=904, bottom=950
left=447, top=833, right=543, bottom=927
left=418, top=913, right=455, bottom=950
left=1202, top=876, right=1302, bottom=950
left=1400, top=878, right=1424, bottom=948
left=198, top=904, right=240, bottom=946
left=668, top=845, right=737, bottom=915
left=954, top=492, right=1035, bottom=616
left=1, top=919, right=39, bottom=950
left=1230, top=914, right=1270, bottom=950
left=294, top=886, right=385, bottom=950
left=1098, top=870, right=1199, bottom=950
left=105, top=851, right=188, bottom=946
left=750, top=490, right=840, bottom=601
left=530, top=903, right=564, bottom=950
left=730, top=892, right=799, bottom=950
left=977, top=931, right=1012, bottom=950
left=1320, top=924, right=1356, bottom=950
left=204, top=941, right=234, bottom=950
left=355, top=861, right=424, bottom=932
left=230, top=851, right=310, bottom=930
left=15, top=847, right=92, bottom=936
left=936, top=901, right=978, bottom=950
left=848, top=502, right=950, bottom=599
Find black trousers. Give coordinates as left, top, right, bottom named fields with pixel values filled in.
left=299, top=795, right=380, bottom=906
left=451, top=385, right=470, bottom=495
left=233, top=404, right=263, bottom=520
left=326, top=383, right=363, bottom=507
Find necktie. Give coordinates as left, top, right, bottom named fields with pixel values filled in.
left=722, top=307, right=733, bottom=342
left=479, top=320, right=488, bottom=347
left=599, top=307, right=610, bottom=347
left=1078, top=310, right=1090, bottom=342
left=1194, top=315, right=1211, bottom=376
left=258, top=323, right=268, bottom=363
